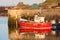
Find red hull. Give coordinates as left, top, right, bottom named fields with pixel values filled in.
left=19, top=22, right=52, bottom=33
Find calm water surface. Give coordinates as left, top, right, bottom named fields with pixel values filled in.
left=0, top=17, right=8, bottom=40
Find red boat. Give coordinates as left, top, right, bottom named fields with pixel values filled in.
left=18, top=21, right=52, bottom=33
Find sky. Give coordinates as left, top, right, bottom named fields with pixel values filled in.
left=0, top=0, right=46, bottom=6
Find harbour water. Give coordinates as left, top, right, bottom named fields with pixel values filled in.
left=0, top=17, right=8, bottom=40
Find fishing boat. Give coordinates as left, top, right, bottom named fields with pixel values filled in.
left=18, top=18, right=52, bottom=33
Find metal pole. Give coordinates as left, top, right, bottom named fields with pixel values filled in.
left=16, top=15, right=17, bottom=30
left=16, top=11, right=18, bottom=34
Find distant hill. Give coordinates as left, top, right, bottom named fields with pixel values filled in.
left=43, top=0, right=58, bottom=4
left=40, top=0, right=59, bottom=8
left=16, top=2, right=31, bottom=9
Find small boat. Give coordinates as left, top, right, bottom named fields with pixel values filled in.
left=18, top=19, right=52, bottom=33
